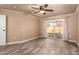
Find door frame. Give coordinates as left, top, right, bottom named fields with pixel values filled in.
left=43, top=18, right=65, bottom=39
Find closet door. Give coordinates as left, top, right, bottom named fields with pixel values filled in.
left=0, top=15, right=6, bottom=46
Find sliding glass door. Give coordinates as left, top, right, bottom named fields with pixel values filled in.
left=46, top=19, right=64, bottom=39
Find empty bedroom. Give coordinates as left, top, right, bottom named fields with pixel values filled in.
left=0, top=4, right=79, bottom=55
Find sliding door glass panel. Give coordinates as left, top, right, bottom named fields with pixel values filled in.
left=47, top=19, right=64, bottom=39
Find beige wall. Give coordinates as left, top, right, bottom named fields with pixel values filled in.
left=67, top=14, right=77, bottom=41
left=75, top=5, right=79, bottom=43
left=0, top=10, right=40, bottom=43
left=40, top=13, right=77, bottom=42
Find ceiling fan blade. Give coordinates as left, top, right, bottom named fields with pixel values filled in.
left=43, top=13, right=46, bottom=15
left=44, top=4, right=48, bottom=8
left=34, top=10, right=40, bottom=13
left=40, top=4, right=48, bottom=10
left=32, top=7, right=40, bottom=10
left=40, top=6, right=44, bottom=10
left=45, top=9, right=53, bottom=12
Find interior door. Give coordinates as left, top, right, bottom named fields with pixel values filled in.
left=0, top=15, right=6, bottom=45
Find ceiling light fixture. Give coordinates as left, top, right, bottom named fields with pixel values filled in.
left=39, top=10, right=45, bottom=14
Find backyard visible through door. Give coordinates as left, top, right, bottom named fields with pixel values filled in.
left=47, top=19, right=64, bottom=39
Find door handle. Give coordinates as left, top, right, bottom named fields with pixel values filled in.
left=3, top=29, right=6, bottom=31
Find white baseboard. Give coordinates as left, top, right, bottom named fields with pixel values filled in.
left=6, top=36, right=40, bottom=45
left=67, top=40, right=79, bottom=47
left=67, top=40, right=77, bottom=43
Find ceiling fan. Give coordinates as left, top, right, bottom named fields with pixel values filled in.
left=32, top=4, right=54, bottom=15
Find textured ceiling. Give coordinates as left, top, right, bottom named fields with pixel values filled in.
left=0, top=4, right=77, bottom=18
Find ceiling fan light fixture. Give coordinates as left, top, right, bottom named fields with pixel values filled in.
left=32, top=4, right=53, bottom=15
left=39, top=10, right=45, bottom=14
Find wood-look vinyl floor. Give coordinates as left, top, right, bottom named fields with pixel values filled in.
left=0, top=38, right=79, bottom=55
